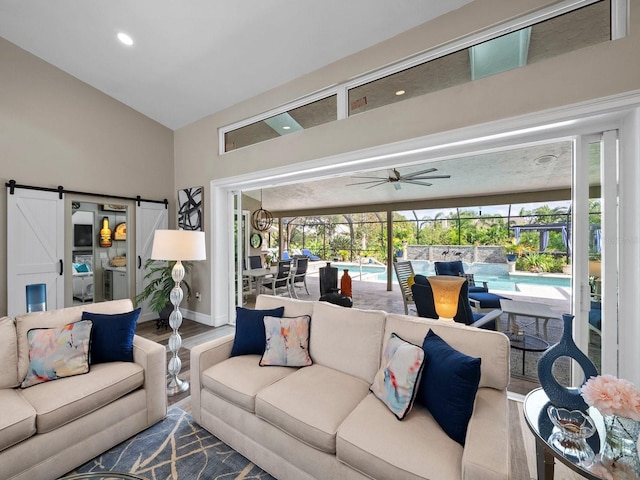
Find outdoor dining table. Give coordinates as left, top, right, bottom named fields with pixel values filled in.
left=242, top=267, right=275, bottom=296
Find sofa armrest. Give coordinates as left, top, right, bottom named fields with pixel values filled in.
left=190, top=334, right=234, bottom=424
left=461, top=388, right=509, bottom=480
left=133, top=335, right=167, bottom=424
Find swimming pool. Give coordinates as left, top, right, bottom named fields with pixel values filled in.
left=332, top=261, right=571, bottom=292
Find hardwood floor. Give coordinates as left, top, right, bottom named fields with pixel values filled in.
left=136, top=318, right=223, bottom=406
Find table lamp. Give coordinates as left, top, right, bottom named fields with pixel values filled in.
left=151, top=229, right=206, bottom=396
left=428, top=275, right=465, bottom=321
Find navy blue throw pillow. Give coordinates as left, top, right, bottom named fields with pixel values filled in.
left=230, top=306, right=285, bottom=357
left=82, top=308, right=140, bottom=364
left=417, top=329, right=481, bottom=446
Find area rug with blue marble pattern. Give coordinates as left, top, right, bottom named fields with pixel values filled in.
left=69, top=407, right=275, bottom=480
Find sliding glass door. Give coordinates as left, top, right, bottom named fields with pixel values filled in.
left=573, top=131, right=618, bottom=380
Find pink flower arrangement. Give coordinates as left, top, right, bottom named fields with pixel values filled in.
left=580, top=374, right=640, bottom=421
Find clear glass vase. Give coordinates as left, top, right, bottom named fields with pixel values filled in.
left=601, top=415, right=640, bottom=477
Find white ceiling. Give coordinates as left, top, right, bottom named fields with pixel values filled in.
left=0, top=0, right=474, bottom=130
left=253, top=141, right=574, bottom=213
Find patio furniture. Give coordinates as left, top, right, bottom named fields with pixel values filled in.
left=248, top=255, right=262, bottom=269
left=261, top=260, right=294, bottom=297
left=393, top=260, right=416, bottom=315
left=434, top=260, right=508, bottom=312
left=411, top=275, right=502, bottom=330
left=281, top=251, right=292, bottom=261
left=499, top=299, right=559, bottom=339
left=292, top=256, right=310, bottom=297
left=434, top=261, right=488, bottom=292
left=243, top=266, right=276, bottom=297
left=301, top=248, right=320, bottom=260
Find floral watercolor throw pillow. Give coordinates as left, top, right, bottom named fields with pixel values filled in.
left=21, top=320, right=93, bottom=388
left=370, top=333, right=425, bottom=420
left=260, top=315, right=312, bottom=367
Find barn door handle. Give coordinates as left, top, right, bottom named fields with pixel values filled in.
left=138, top=256, right=142, bottom=269
left=59, top=259, right=64, bottom=275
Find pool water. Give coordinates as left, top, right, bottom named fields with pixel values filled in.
left=335, top=261, right=571, bottom=292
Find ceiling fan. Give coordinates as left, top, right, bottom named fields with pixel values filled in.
left=346, top=167, right=450, bottom=190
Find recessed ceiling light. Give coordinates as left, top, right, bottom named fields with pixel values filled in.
left=117, top=32, right=134, bottom=46
left=282, top=126, right=291, bottom=130
left=395, top=90, right=406, bottom=96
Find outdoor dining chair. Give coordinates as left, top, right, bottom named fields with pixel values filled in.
left=261, top=260, right=294, bottom=297
left=292, top=257, right=310, bottom=297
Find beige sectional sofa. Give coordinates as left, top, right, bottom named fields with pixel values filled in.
left=191, top=295, right=510, bottom=480
left=0, top=299, right=167, bottom=480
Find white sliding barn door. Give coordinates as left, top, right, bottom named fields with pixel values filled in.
left=136, top=201, right=168, bottom=322
left=7, top=188, right=64, bottom=317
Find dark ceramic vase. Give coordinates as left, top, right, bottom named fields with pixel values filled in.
left=537, top=314, right=598, bottom=410
left=319, top=262, right=338, bottom=296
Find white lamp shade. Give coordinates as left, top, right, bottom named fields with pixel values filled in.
left=151, top=229, right=206, bottom=261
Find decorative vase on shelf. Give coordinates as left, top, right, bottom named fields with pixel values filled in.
left=601, top=415, right=640, bottom=476
left=537, top=314, right=598, bottom=411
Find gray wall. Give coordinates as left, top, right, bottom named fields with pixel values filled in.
left=0, top=37, right=174, bottom=316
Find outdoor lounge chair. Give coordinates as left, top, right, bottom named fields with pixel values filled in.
left=411, top=275, right=502, bottom=330
left=301, top=248, right=320, bottom=260
left=434, top=260, right=509, bottom=312
left=393, top=260, right=416, bottom=315
left=281, top=251, right=292, bottom=261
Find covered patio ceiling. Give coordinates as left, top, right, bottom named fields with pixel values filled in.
left=245, top=140, right=582, bottom=216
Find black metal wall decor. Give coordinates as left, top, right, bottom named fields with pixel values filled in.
left=178, top=186, right=203, bottom=231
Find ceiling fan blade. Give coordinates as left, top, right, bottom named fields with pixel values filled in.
left=364, top=181, right=390, bottom=189
left=410, top=174, right=451, bottom=180
left=402, top=179, right=433, bottom=187
left=403, top=167, right=437, bottom=178
left=345, top=179, right=387, bottom=186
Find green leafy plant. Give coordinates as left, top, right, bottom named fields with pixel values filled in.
left=134, top=259, right=193, bottom=314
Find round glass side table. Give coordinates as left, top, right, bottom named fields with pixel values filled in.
left=58, top=473, right=145, bottom=480
left=523, top=387, right=605, bottom=480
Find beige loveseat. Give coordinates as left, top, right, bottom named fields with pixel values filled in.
left=191, top=295, right=510, bottom=480
left=0, top=299, right=167, bottom=480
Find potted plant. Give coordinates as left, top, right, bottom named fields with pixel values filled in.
left=135, top=259, right=193, bottom=321
left=265, top=250, right=277, bottom=268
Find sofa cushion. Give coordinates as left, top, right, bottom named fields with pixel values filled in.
left=0, top=389, right=36, bottom=452
left=18, top=361, right=143, bottom=433
left=16, top=299, right=135, bottom=381
left=370, top=333, right=424, bottom=420
left=0, top=316, right=19, bottom=388
left=309, top=301, right=386, bottom=384
left=417, top=330, right=481, bottom=446
left=230, top=306, right=285, bottom=357
left=21, top=320, right=93, bottom=388
left=202, top=355, right=295, bottom=412
left=260, top=315, right=312, bottom=367
left=337, top=394, right=463, bottom=480
left=255, top=364, right=370, bottom=453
